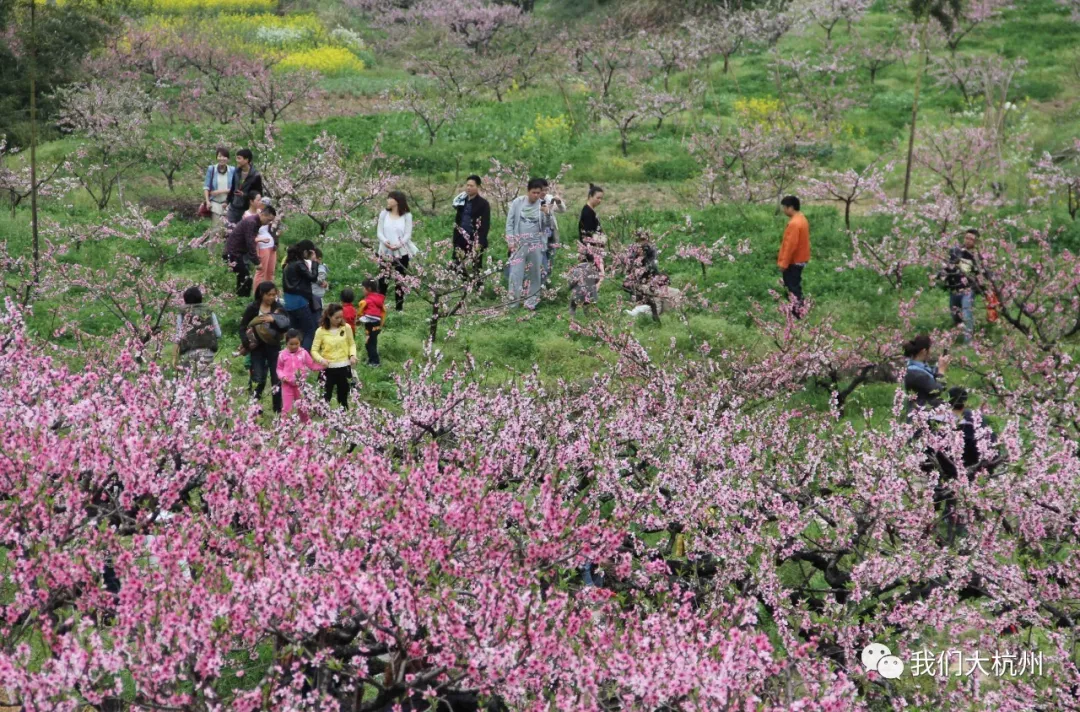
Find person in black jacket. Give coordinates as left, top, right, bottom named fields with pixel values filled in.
left=281, top=239, right=321, bottom=351
left=578, top=183, right=604, bottom=244
left=941, top=229, right=980, bottom=342
left=240, top=281, right=286, bottom=414
left=226, top=148, right=264, bottom=225
left=451, top=175, right=491, bottom=273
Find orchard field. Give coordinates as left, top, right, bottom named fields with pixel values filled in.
left=2, top=0, right=1080, bottom=710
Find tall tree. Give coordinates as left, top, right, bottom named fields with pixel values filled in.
left=902, top=0, right=962, bottom=204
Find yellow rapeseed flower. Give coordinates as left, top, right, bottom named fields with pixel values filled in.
left=276, top=46, right=365, bottom=76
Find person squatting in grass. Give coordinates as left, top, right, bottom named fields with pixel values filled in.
left=777, top=195, right=810, bottom=318
left=174, top=286, right=221, bottom=370
left=276, top=328, right=324, bottom=422
left=311, top=303, right=357, bottom=409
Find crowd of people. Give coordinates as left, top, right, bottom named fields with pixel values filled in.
left=182, top=146, right=994, bottom=437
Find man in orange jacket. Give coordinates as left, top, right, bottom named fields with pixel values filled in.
left=777, top=195, right=810, bottom=317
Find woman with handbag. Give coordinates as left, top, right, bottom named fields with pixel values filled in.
left=282, top=239, right=322, bottom=351
left=203, top=147, right=235, bottom=219
left=239, top=281, right=289, bottom=414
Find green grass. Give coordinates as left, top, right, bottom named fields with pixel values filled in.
left=4, top=0, right=1079, bottom=408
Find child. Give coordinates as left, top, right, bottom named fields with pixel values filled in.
left=175, top=286, right=221, bottom=370
left=357, top=278, right=386, bottom=367
left=310, top=247, right=329, bottom=312
left=276, top=328, right=324, bottom=422
left=253, top=198, right=277, bottom=291
left=340, top=288, right=358, bottom=331
left=311, top=303, right=357, bottom=408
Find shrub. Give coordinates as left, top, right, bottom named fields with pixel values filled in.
left=518, top=114, right=572, bottom=173
left=329, top=27, right=366, bottom=53
left=131, top=0, right=276, bottom=14
left=277, top=46, right=364, bottom=76
left=642, top=156, right=699, bottom=182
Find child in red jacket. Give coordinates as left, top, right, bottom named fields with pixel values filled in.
left=357, top=278, right=385, bottom=367
left=340, top=288, right=358, bottom=331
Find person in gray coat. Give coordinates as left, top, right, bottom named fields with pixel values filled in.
left=506, top=178, right=560, bottom=310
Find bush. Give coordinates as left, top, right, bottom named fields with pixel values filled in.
left=277, top=47, right=364, bottom=76
left=131, top=0, right=276, bottom=13
left=138, top=195, right=203, bottom=221
left=642, top=156, right=699, bottom=182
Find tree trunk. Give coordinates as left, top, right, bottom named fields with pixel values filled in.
left=902, top=22, right=929, bottom=205
left=429, top=298, right=440, bottom=343
left=844, top=200, right=851, bottom=230
left=723, top=55, right=730, bottom=74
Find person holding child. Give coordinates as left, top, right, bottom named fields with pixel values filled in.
left=357, top=279, right=386, bottom=367
left=311, top=303, right=357, bottom=409
left=282, top=240, right=322, bottom=351
left=276, top=328, right=324, bottom=422
left=239, top=281, right=288, bottom=414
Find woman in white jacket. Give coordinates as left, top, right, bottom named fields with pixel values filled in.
left=376, top=191, right=418, bottom=311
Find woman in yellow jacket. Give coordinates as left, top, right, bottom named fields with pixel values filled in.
left=311, top=303, right=357, bottom=408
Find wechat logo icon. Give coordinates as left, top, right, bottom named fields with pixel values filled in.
left=862, top=643, right=905, bottom=679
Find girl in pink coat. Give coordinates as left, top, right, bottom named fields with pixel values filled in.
left=276, top=328, right=324, bottom=421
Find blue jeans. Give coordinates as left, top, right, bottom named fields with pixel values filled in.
left=949, top=290, right=974, bottom=341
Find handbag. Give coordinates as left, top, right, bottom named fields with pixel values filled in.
left=197, top=202, right=213, bottom=218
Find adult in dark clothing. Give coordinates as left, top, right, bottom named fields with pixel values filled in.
left=578, top=184, right=604, bottom=244
left=240, top=281, right=287, bottom=414
left=226, top=148, right=264, bottom=225
left=941, top=228, right=980, bottom=342
left=282, top=239, right=322, bottom=351
left=948, top=387, right=1001, bottom=476
left=451, top=175, right=491, bottom=272
left=902, top=334, right=950, bottom=414
left=224, top=206, right=275, bottom=297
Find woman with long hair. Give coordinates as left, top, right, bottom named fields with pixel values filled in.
left=376, top=191, right=418, bottom=311
left=281, top=239, right=321, bottom=351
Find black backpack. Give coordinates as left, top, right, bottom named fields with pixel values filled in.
left=178, top=305, right=219, bottom=355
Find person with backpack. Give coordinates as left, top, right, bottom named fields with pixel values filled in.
left=239, top=281, right=289, bottom=414
left=941, top=228, right=980, bottom=343
left=174, top=286, right=221, bottom=370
